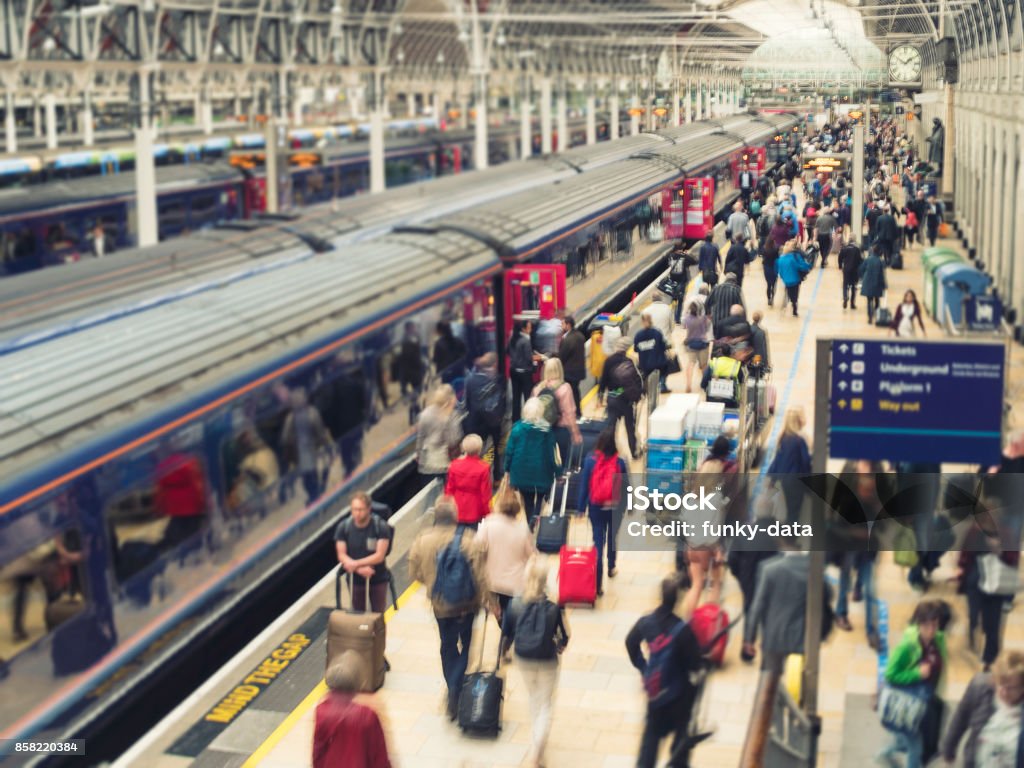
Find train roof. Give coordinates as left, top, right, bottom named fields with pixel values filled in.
left=0, top=228, right=499, bottom=491
left=0, top=220, right=342, bottom=341
left=0, top=162, right=243, bottom=219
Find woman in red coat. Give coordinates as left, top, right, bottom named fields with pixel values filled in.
left=445, top=434, right=493, bottom=528
left=313, top=651, right=391, bottom=768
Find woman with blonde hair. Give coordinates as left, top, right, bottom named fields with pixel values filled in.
left=500, top=558, right=569, bottom=768
left=767, top=407, right=811, bottom=524
left=477, top=488, right=535, bottom=627
left=942, top=649, right=1024, bottom=767
left=416, top=384, right=462, bottom=484
left=505, top=397, right=562, bottom=529
left=532, top=357, right=582, bottom=471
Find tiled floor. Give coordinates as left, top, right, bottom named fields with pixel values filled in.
left=249, top=221, right=1024, bottom=767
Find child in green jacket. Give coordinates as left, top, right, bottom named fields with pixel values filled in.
left=877, top=599, right=951, bottom=768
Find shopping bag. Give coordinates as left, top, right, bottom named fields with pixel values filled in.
left=878, top=682, right=930, bottom=735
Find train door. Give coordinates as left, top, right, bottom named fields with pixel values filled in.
left=682, top=178, right=715, bottom=240
left=662, top=183, right=685, bottom=241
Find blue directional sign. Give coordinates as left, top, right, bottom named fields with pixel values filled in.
left=829, top=339, right=1005, bottom=464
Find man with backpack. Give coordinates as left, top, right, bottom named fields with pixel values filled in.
left=408, top=497, right=490, bottom=721
left=598, top=337, right=643, bottom=461
left=465, top=353, right=506, bottom=478
left=626, top=576, right=703, bottom=768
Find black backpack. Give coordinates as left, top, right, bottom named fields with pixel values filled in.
left=473, top=374, right=506, bottom=427
left=642, top=622, right=685, bottom=707
left=612, top=358, right=643, bottom=403
left=513, top=600, right=559, bottom=659
left=537, top=386, right=562, bottom=426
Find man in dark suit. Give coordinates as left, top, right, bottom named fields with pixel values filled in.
left=742, top=538, right=810, bottom=673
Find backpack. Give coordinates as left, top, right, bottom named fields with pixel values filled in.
left=589, top=453, right=619, bottom=506
left=433, top=527, right=476, bottom=606
left=338, top=511, right=395, bottom=557
left=750, top=199, right=761, bottom=217
left=642, top=622, right=686, bottom=707
left=757, top=214, right=772, bottom=239
left=906, top=211, right=919, bottom=228
left=611, top=358, right=643, bottom=403
left=670, top=255, right=687, bottom=278
left=475, top=374, right=505, bottom=427
left=537, top=386, right=562, bottom=426
left=513, top=600, right=559, bottom=659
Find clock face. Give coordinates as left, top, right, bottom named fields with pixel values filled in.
left=889, top=45, right=922, bottom=83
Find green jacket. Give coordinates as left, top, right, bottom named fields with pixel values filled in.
left=505, top=420, right=561, bottom=491
left=885, top=625, right=948, bottom=688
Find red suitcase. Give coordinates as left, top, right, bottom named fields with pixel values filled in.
left=690, top=603, right=730, bottom=667
left=558, top=517, right=597, bottom=606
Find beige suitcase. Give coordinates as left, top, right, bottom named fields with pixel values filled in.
left=326, top=568, right=386, bottom=691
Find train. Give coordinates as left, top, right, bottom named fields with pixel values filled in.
left=0, top=111, right=799, bottom=756
left=0, top=117, right=612, bottom=276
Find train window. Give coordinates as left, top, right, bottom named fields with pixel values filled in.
left=190, top=193, right=219, bottom=223
left=158, top=200, right=188, bottom=236
left=0, top=498, right=87, bottom=660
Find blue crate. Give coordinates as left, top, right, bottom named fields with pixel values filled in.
left=647, top=452, right=686, bottom=472
left=645, top=470, right=684, bottom=496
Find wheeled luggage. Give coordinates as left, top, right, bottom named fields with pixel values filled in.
left=558, top=516, right=598, bottom=606
left=458, top=610, right=504, bottom=736
left=326, top=568, right=386, bottom=691
left=690, top=603, right=730, bottom=667
left=536, top=478, right=569, bottom=554
left=875, top=305, right=893, bottom=327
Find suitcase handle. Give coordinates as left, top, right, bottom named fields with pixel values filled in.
left=335, top=566, right=372, bottom=613
left=476, top=606, right=503, bottom=673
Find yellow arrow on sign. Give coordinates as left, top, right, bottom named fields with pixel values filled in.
left=838, top=399, right=848, bottom=409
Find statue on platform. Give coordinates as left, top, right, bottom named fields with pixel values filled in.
left=926, top=117, right=945, bottom=172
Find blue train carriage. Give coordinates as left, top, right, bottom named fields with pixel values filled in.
left=0, top=163, right=248, bottom=274
left=0, top=229, right=502, bottom=744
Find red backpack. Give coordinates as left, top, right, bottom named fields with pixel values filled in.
left=589, top=453, right=619, bottom=506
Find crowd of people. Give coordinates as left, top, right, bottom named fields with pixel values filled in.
left=311, top=113, right=1023, bottom=768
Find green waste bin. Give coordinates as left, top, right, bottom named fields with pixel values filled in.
left=921, top=249, right=964, bottom=319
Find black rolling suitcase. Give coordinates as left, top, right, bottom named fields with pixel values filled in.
left=458, top=610, right=504, bottom=736
left=536, top=478, right=569, bottom=554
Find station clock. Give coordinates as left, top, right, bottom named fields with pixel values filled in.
left=888, top=45, right=923, bottom=85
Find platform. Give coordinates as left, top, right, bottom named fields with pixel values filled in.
left=116, top=205, right=1024, bottom=768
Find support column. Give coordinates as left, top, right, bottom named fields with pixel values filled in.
left=4, top=92, right=16, bottom=154
left=696, top=80, right=703, bottom=121
left=556, top=82, right=568, bottom=152
left=44, top=93, right=57, bottom=150
left=685, top=79, right=693, bottom=123
left=292, top=93, right=304, bottom=127
left=609, top=90, right=620, bottom=140
left=407, top=92, right=417, bottom=118
left=1000, top=122, right=1015, bottom=299
left=81, top=92, right=94, bottom=146
left=585, top=89, right=596, bottom=145
left=473, top=71, right=488, bottom=171
left=134, top=127, right=158, bottom=247
left=1012, top=127, right=1024, bottom=322
left=138, top=71, right=151, bottom=129
left=33, top=101, right=41, bottom=137
left=630, top=103, right=639, bottom=136
left=368, top=69, right=386, bottom=193
left=647, top=85, right=657, bottom=131
left=983, top=121, right=996, bottom=267
left=540, top=77, right=553, bottom=155
left=519, top=76, right=531, bottom=158
left=434, top=91, right=444, bottom=124
left=264, top=118, right=280, bottom=213
left=672, top=80, right=680, bottom=128
left=277, top=73, right=289, bottom=121
left=852, top=124, right=865, bottom=245
left=941, top=84, right=955, bottom=198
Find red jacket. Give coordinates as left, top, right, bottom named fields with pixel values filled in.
left=445, top=456, right=493, bottom=524
left=154, top=453, right=206, bottom=518
left=313, top=692, right=391, bottom=768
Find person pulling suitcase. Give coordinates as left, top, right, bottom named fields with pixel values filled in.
left=409, top=497, right=491, bottom=720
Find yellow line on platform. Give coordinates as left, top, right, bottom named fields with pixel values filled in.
left=241, top=581, right=423, bottom=767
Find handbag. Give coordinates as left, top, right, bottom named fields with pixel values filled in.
left=686, top=339, right=710, bottom=351
left=666, top=356, right=681, bottom=375
left=979, top=553, right=1019, bottom=596
left=878, top=682, right=931, bottom=734
left=893, top=527, right=919, bottom=568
